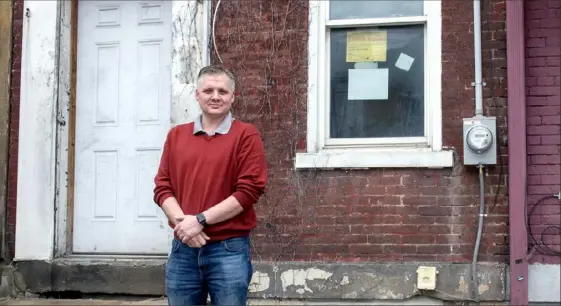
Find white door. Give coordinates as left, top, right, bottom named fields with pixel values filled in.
left=73, top=0, right=174, bottom=254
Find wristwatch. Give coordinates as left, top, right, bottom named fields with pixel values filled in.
left=196, top=213, right=207, bottom=227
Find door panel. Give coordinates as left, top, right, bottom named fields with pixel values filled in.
left=73, top=0, right=175, bottom=254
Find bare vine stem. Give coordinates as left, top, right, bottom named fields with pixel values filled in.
left=206, top=0, right=325, bottom=262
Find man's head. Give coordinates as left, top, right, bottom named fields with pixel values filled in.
left=195, top=65, right=236, bottom=118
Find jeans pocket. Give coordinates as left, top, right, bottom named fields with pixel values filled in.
left=223, top=236, right=249, bottom=253
left=170, top=238, right=181, bottom=254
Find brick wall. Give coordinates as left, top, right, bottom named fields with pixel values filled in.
left=524, top=0, right=561, bottom=265
left=211, top=0, right=509, bottom=262
left=6, top=0, right=22, bottom=260
left=4, top=0, right=511, bottom=262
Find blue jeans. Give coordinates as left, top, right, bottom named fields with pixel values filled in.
left=165, top=236, right=253, bottom=306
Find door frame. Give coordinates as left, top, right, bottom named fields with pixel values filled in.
left=14, top=0, right=210, bottom=261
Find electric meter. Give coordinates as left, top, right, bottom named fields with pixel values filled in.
left=466, top=125, right=493, bottom=154
left=462, top=117, right=497, bottom=165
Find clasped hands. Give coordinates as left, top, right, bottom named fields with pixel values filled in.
left=174, top=215, right=209, bottom=248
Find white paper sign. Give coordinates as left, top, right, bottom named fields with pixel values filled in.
left=348, top=68, right=389, bottom=100
left=395, top=53, right=415, bottom=71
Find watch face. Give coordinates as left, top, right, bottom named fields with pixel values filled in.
left=197, top=214, right=206, bottom=224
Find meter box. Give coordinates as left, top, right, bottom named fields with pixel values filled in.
left=462, top=116, right=497, bottom=165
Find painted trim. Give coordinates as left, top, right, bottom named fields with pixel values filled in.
left=14, top=0, right=59, bottom=261
left=506, top=0, right=528, bottom=304
left=170, top=0, right=210, bottom=126
left=300, top=0, right=449, bottom=169
left=295, top=149, right=453, bottom=169
left=53, top=0, right=73, bottom=258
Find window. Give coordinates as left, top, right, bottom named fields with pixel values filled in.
left=295, top=0, right=453, bottom=169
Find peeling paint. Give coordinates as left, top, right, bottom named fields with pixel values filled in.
left=478, top=284, right=489, bottom=294
left=15, top=0, right=60, bottom=261
left=340, top=275, right=350, bottom=285
left=14, top=261, right=507, bottom=301
left=249, top=271, right=270, bottom=293
left=280, top=268, right=333, bottom=294
left=170, top=1, right=207, bottom=126
left=376, top=287, right=404, bottom=300
left=457, top=276, right=468, bottom=294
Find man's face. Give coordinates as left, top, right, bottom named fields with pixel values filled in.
left=195, top=73, right=234, bottom=117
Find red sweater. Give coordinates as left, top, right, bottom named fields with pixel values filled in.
left=153, top=120, right=267, bottom=241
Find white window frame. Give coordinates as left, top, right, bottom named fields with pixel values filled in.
left=295, top=0, right=453, bottom=169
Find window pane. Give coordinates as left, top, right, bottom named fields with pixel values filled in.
left=329, top=25, right=424, bottom=139
left=330, top=0, right=424, bottom=20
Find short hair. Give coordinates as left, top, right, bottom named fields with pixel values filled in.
left=196, top=65, right=236, bottom=91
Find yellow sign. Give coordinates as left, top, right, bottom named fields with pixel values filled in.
left=346, top=30, right=387, bottom=62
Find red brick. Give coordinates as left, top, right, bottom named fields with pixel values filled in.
left=349, top=244, right=384, bottom=256
left=526, top=96, right=551, bottom=106
left=367, top=234, right=401, bottom=244
left=542, top=175, right=561, bottom=184
left=536, top=76, right=556, bottom=86
left=527, top=28, right=560, bottom=38
left=527, top=106, right=561, bottom=116
left=6, top=0, right=23, bottom=260
left=527, top=125, right=561, bottom=135
left=550, top=0, right=561, bottom=8
left=528, top=165, right=561, bottom=175
left=402, top=235, right=435, bottom=244
left=528, top=47, right=561, bottom=57
left=528, top=66, right=559, bottom=77
left=528, top=86, right=559, bottom=96
left=4, top=0, right=514, bottom=264
left=542, top=135, right=561, bottom=145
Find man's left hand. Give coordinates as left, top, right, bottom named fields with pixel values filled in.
left=174, top=215, right=203, bottom=244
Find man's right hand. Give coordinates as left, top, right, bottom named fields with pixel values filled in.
left=186, top=232, right=210, bottom=248
left=173, top=215, right=209, bottom=248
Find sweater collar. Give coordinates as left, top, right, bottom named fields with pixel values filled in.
left=193, top=112, right=234, bottom=136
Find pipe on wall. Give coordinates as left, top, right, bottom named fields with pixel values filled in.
left=472, top=0, right=485, bottom=117
left=470, top=0, right=486, bottom=302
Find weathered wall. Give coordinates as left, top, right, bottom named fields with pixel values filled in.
left=524, top=0, right=561, bottom=303
left=2, top=0, right=512, bottom=301
left=0, top=0, right=13, bottom=261
left=5, top=0, right=509, bottom=265
left=6, top=0, right=22, bottom=260
left=210, top=1, right=509, bottom=262
left=10, top=259, right=507, bottom=301
left=524, top=0, right=561, bottom=266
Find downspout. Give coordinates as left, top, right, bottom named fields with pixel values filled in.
left=470, top=0, right=485, bottom=302
left=506, top=0, right=529, bottom=304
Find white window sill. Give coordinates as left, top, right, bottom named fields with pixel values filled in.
left=294, top=149, right=454, bottom=169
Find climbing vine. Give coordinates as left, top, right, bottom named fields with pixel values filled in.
left=177, top=0, right=329, bottom=262
left=211, top=0, right=327, bottom=262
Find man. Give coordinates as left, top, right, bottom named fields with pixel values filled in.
left=153, top=65, right=268, bottom=306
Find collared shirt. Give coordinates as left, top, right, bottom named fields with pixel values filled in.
left=193, top=112, right=234, bottom=136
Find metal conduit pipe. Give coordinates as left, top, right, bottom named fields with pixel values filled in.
left=473, top=0, right=484, bottom=117
left=472, top=164, right=486, bottom=302
left=470, top=0, right=486, bottom=302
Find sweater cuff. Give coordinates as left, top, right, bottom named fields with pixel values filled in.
left=232, top=191, right=253, bottom=210
left=157, top=193, right=175, bottom=207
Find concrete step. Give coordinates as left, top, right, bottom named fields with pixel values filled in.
left=0, top=297, right=446, bottom=306
left=0, top=298, right=166, bottom=305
